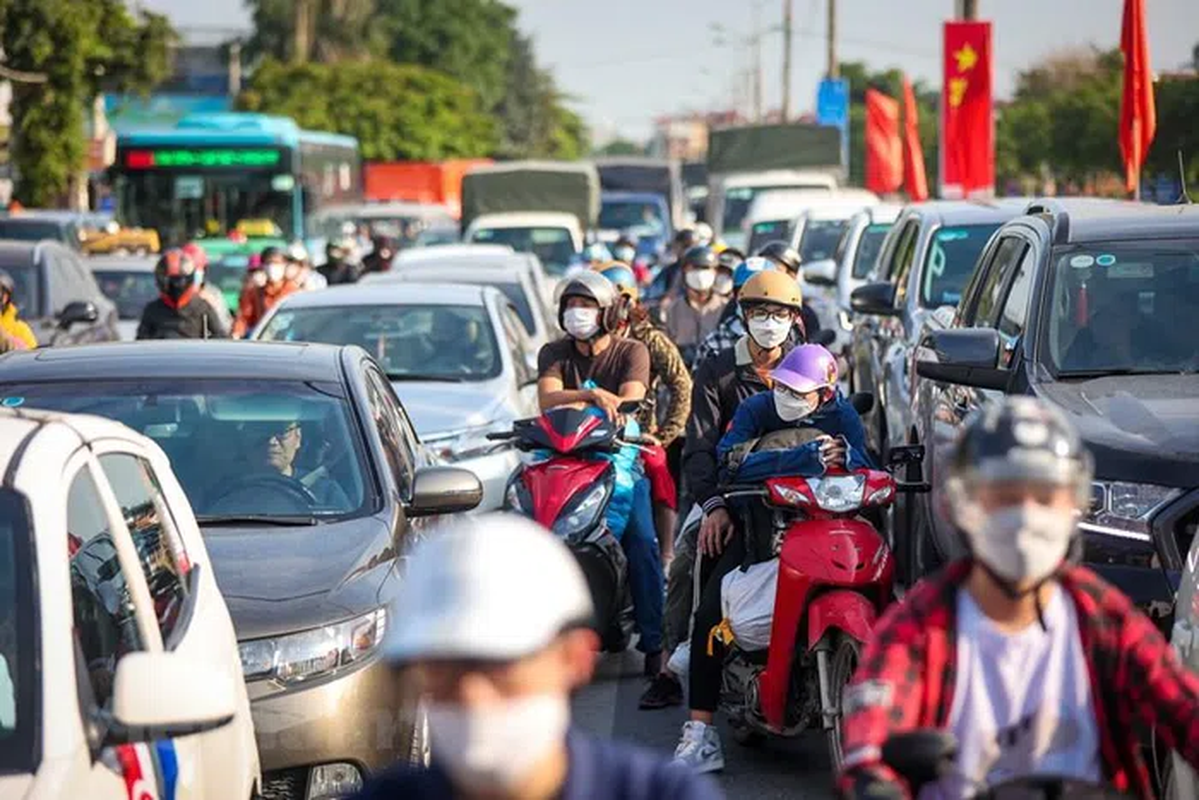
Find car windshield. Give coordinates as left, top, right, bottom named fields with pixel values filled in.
left=0, top=219, right=65, bottom=243
left=315, top=215, right=427, bottom=246
left=413, top=226, right=459, bottom=248
left=469, top=227, right=575, bottom=276
left=921, top=223, right=1001, bottom=308
left=93, top=269, right=158, bottom=320
left=1046, top=242, right=1199, bottom=375
left=0, top=488, right=35, bottom=774
left=260, top=304, right=502, bottom=381
left=0, top=260, right=40, bottom=316
left=0, top=380, right=370, bottom=520
left=722, top=185, right=829, bottom=234
left=599, top=200, right=666, bottom=234
left=747, top=219, right=792, bottom=254
left=852, top=223, right=893, bottom=278
left=799, top=219, right=850, bottom=263
left=400, top=272, right=536, bottom=335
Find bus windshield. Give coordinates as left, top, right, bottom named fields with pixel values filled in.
left=116, top=171, right=295, bottom=245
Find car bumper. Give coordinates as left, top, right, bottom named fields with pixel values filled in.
left=247, top=655, right=418, bottom=797
left=452, top=448, right=520, bottom=511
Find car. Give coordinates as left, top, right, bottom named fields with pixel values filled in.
left=742, top=188, right=838, bottom=254
left=0, top=240, right=119, bottom=346
left=1169, top=533, right=1199, bottom=798
left=366, top=249, right=558, bottom=347
left=907, top=200, right=1199, bottom=627
left=709, top=169, right=838, bottom=251
left=847, top=200, right=1027, bottom=461
left=463, top=211, right=583, bottom=277
left=252, top=283, right=539, bottom=510
left=0, top=340, right=484, bottom=798
left=88, top=255, right=159, bottom=340
left=410, top=220, right=460, bottom=248
left=0, top=211, right=85, bottom=251
left=0, top=407, right=259, bottom=799
left=597, top=190, right=673, bottom=250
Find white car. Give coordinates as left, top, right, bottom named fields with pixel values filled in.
left=0, top=408, right=258, bottom=800
left=463, top=211, right=583, bottom=277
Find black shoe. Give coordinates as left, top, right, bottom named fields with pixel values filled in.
left=639, top=672, right=683, bottom=710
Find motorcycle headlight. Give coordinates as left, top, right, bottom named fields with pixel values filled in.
left=429, top=420, right=511, bottom=463
left=238, top=607, right=387, bottom=684
left=553, top=479, right=612, bottom=541
left=1082, top=481, right=1182, bottom=541
left=807, top=474, right=866, bottom=513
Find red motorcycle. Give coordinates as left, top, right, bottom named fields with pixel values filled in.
left=490, top=404, right=645, bottom=652
left=713, top=424, right=923, bottom=772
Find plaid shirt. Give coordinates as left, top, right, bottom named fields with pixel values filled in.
left=840, top=560, right=1199, bottom=799
left=691, top=315, right=745, bottom=371
left=630, top=319, right=692, bottom=447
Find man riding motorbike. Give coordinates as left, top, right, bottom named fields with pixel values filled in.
left=286, top=241, right=327, bottom=291
left=320, top=235, right=362, bottom=285
left=713, top=248, right=742, bottom=301
left=179, top=242, right=233, bottom=331
left=232, top=246, right=301, bottom=337
left=639, top=271, right=804, bottom=711
left=839, top=397, right=1199, bottom=799
left=361, top=235, right=398, bottom=274
left=660, top=246, right=728, bottom=366
left=137, top=248, right=230, bottom=340
left=756, top=241, right=822, bottom=342
left=645, top=228, right=701, bottom=302
left=693, top=257, right=801, bottom=370
left=537, top=271, right=666, bottom=677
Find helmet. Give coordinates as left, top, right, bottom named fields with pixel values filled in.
left=738, top=270, right=803, bottom=310
left=711, top=240, right=728, bottom=254
left=381, top=514, right=594, bottom=664
left=757, top=241, right=802, bottom=274
left=733, top=257, right=772, bottom=291
left=612, top=238, right=637, bottom=263
left=181, top=242, right=208, bottom=271
left=599, top=263, right=639, bottom=325
left=672, top=228, right=700, bottom=252
left=582, top=242, right=612, bottom=263
left=771, top=344, right=839, bottom=395
left=557, top=269, right=620, bottom=332
left=681, top=245, right=718, bottom=270
left=154, top=249, right=198, bottom=302
left=286, top=241, right=310, bottom=263
left=0, top=270, right=14, bottom=307
left=260, top=245, right=284, bottom=263
left=694, top=222, right=714, bottom=245
left=718, top=248, right=746, bottom=271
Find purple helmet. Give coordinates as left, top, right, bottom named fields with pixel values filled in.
left=771, top=344, right=839, bottom=394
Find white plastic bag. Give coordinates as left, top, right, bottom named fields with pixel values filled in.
left=719, top=558, right=779, bottom=652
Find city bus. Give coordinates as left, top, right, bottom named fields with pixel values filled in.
left=112, top=113, right=361, bottom=253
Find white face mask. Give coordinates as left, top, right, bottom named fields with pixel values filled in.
left=961, top=505, right=1075, bottom=586
left=562, top=307, right=600, bottom=340
left=747, top=316, right=791, bottom=349
left=684, top=269, right=716, bottom=292
left=714, top=274, right=734, bottom=296
left=427, top=694, right=570, bottom=793
left=773, top=388, right=817, bottom=422
left=251, top=270, right=268, bottom=287
left=266, top=263, right=286, bottom=284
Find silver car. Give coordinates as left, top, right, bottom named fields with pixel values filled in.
left=252, top=282, right=539, bottom=510
left=87, top=254, right=158, bottom=341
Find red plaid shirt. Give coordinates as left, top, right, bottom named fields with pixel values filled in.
left=839, top=560, right=1199, bottom=799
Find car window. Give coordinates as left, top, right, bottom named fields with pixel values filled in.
left=891, top=223, right=921, bottom=305
left=94, top=269, right=158, bottom=321
left=970, top=237, right=1027, bottom=328
left=500, top=304, right=534, bottom=385
left=798, top=219, right=850, bottom=263
left=996, top=246, right=1036, bottom=366
left=921, top=223, right=1003, bottom=309
left=0, top=488, right=35, bottom=774
left=852, top=223, right=894, bottom=279
left=44, top=249, right=77, bottom=315
left=68, top=466, right=143, bottom=709
left=97, top=453, right=191, bottom=646
left=883, top=220, right=918, bottom=281
left=364, top=366, right=416, bottom=499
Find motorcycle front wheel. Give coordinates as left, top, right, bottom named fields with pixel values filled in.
left=826, top=633, right=862, bottom=774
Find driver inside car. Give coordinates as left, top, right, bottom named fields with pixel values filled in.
left=211, top=419, right=350, bottom=511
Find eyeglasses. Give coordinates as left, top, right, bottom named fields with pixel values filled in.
left=260, top=423, right=300, bottom=443
left=745, top=307, right=793, bottom=323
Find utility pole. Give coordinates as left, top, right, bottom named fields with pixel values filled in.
left=752, top=1, right=764, bottom=122
left=826, top=0, right=838, bottom=78
left=228, top=40, right=242, bottom=96
left=958, top=0, right=979, bottom=19
left=781, top=0, right=793, bottom=121
left=292, top=0, right=312, bottom=64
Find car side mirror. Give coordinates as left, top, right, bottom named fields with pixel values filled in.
left=849, top=282, right=898, bottom=317
left=803, top=258, right=837, bottom=287
left=106, top=652, right=236, bottom=743
left=881, top=730, right=959, bottom=795
left=408, top=466, right=483, bottom=517
left=915, top=328, right=1009, bottom=391
left=58, top=300, right=99, bottom=330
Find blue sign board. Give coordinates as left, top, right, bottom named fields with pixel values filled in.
left=816, top=78, right=851, bottom=176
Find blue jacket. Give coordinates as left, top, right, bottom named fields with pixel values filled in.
left=717, top=389, right=874, bottom=483
left=351, top=729, right=725, bottom=800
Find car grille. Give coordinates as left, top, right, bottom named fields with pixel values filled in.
left=257, top=767, right=308, bottom=800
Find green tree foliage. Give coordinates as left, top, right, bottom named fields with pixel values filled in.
left=0, top=0, right=174, bottom=206
left=595, top=139, right=646, bottom=157
left=839, top=61, right=938, bottom=194
left=237, top=58, right=498, bottom=161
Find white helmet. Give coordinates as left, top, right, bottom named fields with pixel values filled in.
left=694, top=221, right=714, bottom=245
left=382, top=514, right=594, bottom=665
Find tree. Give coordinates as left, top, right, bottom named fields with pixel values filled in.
left=1, top=0, right=174, bottom=207
left=237, top=58, right=498, bottom=161
left=595, top=139, right=645, bottom=157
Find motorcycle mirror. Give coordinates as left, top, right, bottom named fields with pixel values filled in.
left=881, top=730, right=959, bottom=795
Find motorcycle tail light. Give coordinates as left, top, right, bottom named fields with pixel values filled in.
left=807, top=474, right=866, bottom=513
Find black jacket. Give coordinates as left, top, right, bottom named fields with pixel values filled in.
left=137, top=295, right=229, bottom=340
left=319, top=259, right=361, bottom=285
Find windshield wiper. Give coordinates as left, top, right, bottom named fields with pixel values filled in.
left=197, top=514, right=321, bottom=527
left=385, top=373, right=468, bottom=383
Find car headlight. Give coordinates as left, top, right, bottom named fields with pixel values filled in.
left=429, top=420, right=512, bottom=462
left=553, top=479, right=612, bottom=541
left=238, top=607, right=387, bottom=684
left=1082, top=481, right=1182, bottom=541
left=808, top=474, right=866, bottom=513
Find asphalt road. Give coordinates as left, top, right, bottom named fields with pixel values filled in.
left=572, top=649, right=838, bottom=800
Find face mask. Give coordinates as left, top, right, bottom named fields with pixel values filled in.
left=427, top=694, right=570, bottom=793
left=266, top=263, right=286, bottom=284
left=962, top=505, right=1075, bottom=586
left=614, top=246, right=636, bottom=263
left=714, top=274, right=734, bottom=296
left=251, top=270, right=267, bottom=287
left=747, top=316, right=791, bottom=349
left=193, top=270, right=206, bottom=288
left=684, top=269, right=716, bottom=292
left=773, top=388, right=817, bottom=422
left=563, top=307, right=600, bottom=340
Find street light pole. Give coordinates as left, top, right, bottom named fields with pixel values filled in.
left=826, top=0, right=838, bottom=78
left=752, top=1, right=764, bottom=122
left=782, top=0, right=793, bottom=121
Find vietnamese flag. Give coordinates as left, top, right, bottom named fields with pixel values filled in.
left=941, top=21, right=993, bottom=197
left=902, top=77, right=929, bottom=201
left=1119, top=0, right=1156, bottom=195
left=865, top=89, right=902, bottom=194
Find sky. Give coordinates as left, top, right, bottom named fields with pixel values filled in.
left=143, top=0, right=1198, bottom=142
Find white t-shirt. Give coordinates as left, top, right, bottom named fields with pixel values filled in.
left=923, top=586, right=1101, bottom=798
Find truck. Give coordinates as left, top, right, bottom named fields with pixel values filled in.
left=362, top=159, right=492, bottom=218
left=594, top=157, right=684, bottom=242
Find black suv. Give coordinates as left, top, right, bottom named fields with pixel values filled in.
left=907, top=199, right=1199, bottom=628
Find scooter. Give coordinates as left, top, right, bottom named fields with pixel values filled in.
left=490, top=403, right=645, bottom=652
left=712, top=417, right=922, bottom=773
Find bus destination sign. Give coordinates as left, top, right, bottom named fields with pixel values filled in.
left=123, top=148, right=284, bottom=170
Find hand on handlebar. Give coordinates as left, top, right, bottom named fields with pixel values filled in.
left=588, top=388, right=623, bottom=421
left=818, top=435, right=848, bottom=469
left=699, top=508, right=735, bottom=558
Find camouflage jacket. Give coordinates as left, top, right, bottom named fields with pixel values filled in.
left=630, top=319, right=692, bottom=447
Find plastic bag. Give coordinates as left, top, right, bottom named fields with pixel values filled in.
left=718, top=558, right=779, bottom=652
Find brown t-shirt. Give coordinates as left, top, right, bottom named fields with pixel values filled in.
left=538, top=336, right=650, bottom=394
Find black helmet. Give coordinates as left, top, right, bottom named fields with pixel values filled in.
left=556, top=270, right=620, bottom=333
left=717, top=247, right=746, bottom=271
left=681, top=245, right=718, bottom=270
left=260, top=245, right=284, bottom=263
left=756, top=241, right=802, bottom=274
left=673, top=228, right=700, bottom=252
left=154, top=249, right=198, bottom=302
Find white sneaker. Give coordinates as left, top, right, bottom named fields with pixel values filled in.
left=671, top=720, right=725, bottom=773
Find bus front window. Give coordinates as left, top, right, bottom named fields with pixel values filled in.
left=116, top=171, right=296, bottom=244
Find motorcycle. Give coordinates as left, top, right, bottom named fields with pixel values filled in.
left=710, top=405, right=923, bottom=772
left=881, top=729, right=1130, bottom=798
left=490, top=403, right=646, bottom=653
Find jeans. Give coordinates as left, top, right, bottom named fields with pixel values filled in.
left=622, top=477, right=664, bottom=655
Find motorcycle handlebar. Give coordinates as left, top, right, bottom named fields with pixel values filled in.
left=485, top=431, right=516, bottom=441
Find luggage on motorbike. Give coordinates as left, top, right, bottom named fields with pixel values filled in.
left=713, top=558, right=779, bottom=653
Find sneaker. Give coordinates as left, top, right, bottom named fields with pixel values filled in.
left=639, top=672, right=683, bottom=709
left=671, top=721, right=725, bottom=773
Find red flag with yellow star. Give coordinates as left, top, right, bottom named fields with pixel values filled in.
left=941, top=21, right=993, bottom=197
